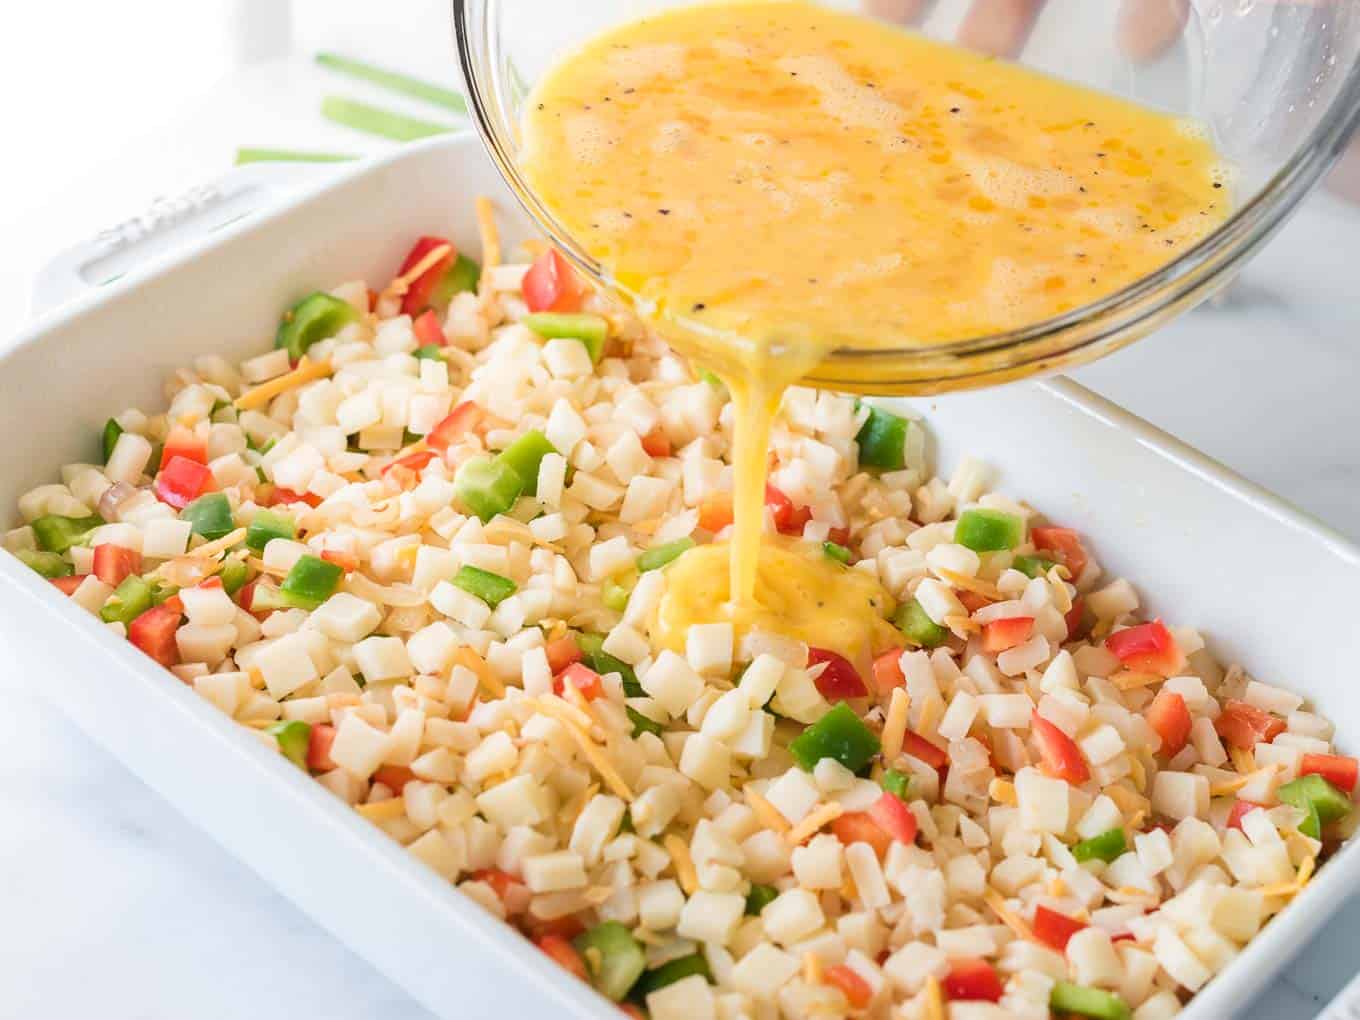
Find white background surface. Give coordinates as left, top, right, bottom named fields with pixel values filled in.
left=1, top=2, right=1358, bottom=1017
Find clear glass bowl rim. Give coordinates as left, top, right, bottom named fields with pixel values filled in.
left=453, top=0, right=1360, bottom=378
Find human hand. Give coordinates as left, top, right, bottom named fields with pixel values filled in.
left=863, top=0, right=1189, bottom=61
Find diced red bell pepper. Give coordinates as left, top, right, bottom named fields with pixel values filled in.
left=198, top=576, right=224, bottom=590
left=307, top=723, right=338, bottom=771
left=522, top=249, right=583, bottom=314
left=943, top=958, right=1003, bottom=1002
left=554, top=662, right=604, bottom=701
left=524, top=913, right=584, bottom=941
left=397, top=236, right=456, bottom=317
left=128, top=602, right=183, bottom=668
left=871, top=648, right=905, bottom=695
left=698, top=494, right=735, bottom=533
left=617, top=1004, right=647, bottom=1020
left=50, top=574, right=87, bottom=595
left=827, top=526, right=851, bottom=546
left=92, top=544, right=143, bottom=587
left=154, top=455, right=214, bottom=510
left=372, top=765, right=416, bottom=795
left=320, top=549, right=360, bottom=573
left=765, top=483, right=811, bottom=535
left=830, top=811, right=893, bottom=859
left=639, top=425, right=672, bottom=458
left=1300, top=753, right=1359, bottom=794
left=1032, top=904, right=1088, bottom=952
left=901, top=729, right=949, bottom=770
left=544, top=635, right=583, bottom=675
left=160, top=426, right=208, bottom=470
left=263, top=486, right=322, bottom=508
left=1064, top=596, right=1086, bottom=640
left=1214, top=699, right=1286, bottom=751
left=412, top=308, right=448, bottom=348
left=1146, top=690, right=1192, bottom=757
left=982, top=616, right=1034, bottom=653
left=808, top=647, right=868, bottom=699
left=471, top=867, right=523, bottom=906
left=1031, top=710, right=1090, bottom=784
left=957, top=590, right=992, bottom=614
left=825, top=964, right=873, bottom=1009
left=535, top=934, right=588, bottom=981
left=1227, top=799, right=1265, bottom=832
left=1105, top=620, right=1184, bottom=676
left=1031, top=526, right=1088, bottom=580
left=426, top=400, right=485, bottom=452
left=382, top=449, right=437, bottom=477
left=868, top=791, right=918, bottom=845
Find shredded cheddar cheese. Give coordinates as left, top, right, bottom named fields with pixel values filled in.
left=355, top=797, right=407, bottom=822
left=235, top=356, right=333, bottom=412
left=1112, top=670, right=1164, bottom=690
left=787, top=802, right=845, bottom=845
left=882, top=687, right=910, bottom=760
left=988, top=778, right=1017, bottom=806
left=1230, top=747, right=1258, bottom=776
left=745, top=786, right=792, bottom=835
left=983, top=888, right=1034, bottom=942
left=453, top=646, right=505, bottom=697
left=923, top=975, right=945, bottom=1020
left=664, top=833, right=698, bottom=894
left=803, top=951, right=823, bottom=986
left=936, top=568, right=1004, bottom=601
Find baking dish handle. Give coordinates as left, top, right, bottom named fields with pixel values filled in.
left=29, top=159, right=347, bottom=316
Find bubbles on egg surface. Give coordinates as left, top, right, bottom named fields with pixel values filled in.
left=651, top=120, right=694, bottom=156
left=955, top=154, right=1077, bottom=209
left=605, top=43, right=688, bottom=89
left=565, top=112, right=619, bottom=166
left=774, top=54, right=909, bottom=139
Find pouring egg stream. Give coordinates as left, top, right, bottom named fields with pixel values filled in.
left=519, top=0, right=1228, bottom=672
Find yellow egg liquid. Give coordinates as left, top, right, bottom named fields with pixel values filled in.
left=520, top=1, right=1228, bottom=661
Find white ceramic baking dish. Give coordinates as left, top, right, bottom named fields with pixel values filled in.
left=3, top=133, right=1358, bottom=1020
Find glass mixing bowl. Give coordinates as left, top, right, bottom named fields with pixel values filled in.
left=454, top=0, right=1360, bottom=394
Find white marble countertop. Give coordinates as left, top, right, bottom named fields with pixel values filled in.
left=2, top=4, right=1359, bottom=1018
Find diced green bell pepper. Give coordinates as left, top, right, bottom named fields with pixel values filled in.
left=1012, top=554, right=1057, bottom=579
left=1072, top=828, right=1127, bottom=864
left=525, top=312, right=609, bottom=363
left=631, top=953, right=712, bottom=1000
left=432, top=253, right=481, bottom=307
left=627, top=706, right=663, bottom=739
left=496, top=430, right=557, bottom=496
left=955, top=508, right=1025, bottom=552
left=32, top=514, right=104, bottom=553
left=219, top=558, right=249, bottom=597
left=149, top=581, right=180, bottom=606
left=637, top=537, right=695, bottom=573
left=789, top=702, right=881, bottom=773
left=412, top=345, right=445, bottom=361
left=267, top=720, right=312, bottom=769
left=603, top=572, right=637, bottom=613
left=180, top=492, right=236, bottom=542
left=102, top=418, right=124, bottom=463
left=881, top=769, right=911, bottom=800
left=100, top=575, right=156, bottom=625
left=246, top=509, right=296, bottom=553
left=275, top=292, right=361, bottom=362
left=279, top=554, right=344, bottom=610
left=823, top=541, right=852, bottom=564
left=15, top=549, right=72, bottom=579
left=894, top=598, right=949, bottom=648
left=1278, top=774, right=1352, bottom=837
left=452, top=565, right=517, bottom=608
left=574, top=921, right=647, bottom=1001
left=454, top=455, right=525, bottom=522
left=745, top=884, right=779, bottom=916
left=578, top=632, right=642, bottom=697
left=1049, top=982, right=1131, bottom=1020
left=855, top=404, right=911, bottom=470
